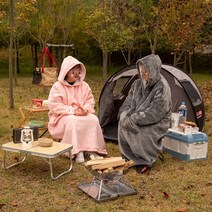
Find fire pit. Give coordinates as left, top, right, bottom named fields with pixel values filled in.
left=77, top=157, right=137, bottom=202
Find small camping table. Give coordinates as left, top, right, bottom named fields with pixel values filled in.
left=1, top=141, right=73, bottom=180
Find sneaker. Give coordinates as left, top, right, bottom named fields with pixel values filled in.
left=87, top=152, right=101, bottom=160
left=75, top=151, right=85, bottom=163
left=135, top=165, right=151, bottom=174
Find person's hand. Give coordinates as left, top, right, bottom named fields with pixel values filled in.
left=75, top=106, right=88, bottom=116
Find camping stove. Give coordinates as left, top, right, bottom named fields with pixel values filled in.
left=77, top=169, right=137, bottom=202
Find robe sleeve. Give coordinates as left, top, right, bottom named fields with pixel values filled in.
left=48, top=83, right=76, bottom=115
left=130, top=83, right=171, bottom=126
left=118, top=81, right=137, bottom=118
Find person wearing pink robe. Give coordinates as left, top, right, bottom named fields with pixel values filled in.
left=48, top=56, right=107, bottom=163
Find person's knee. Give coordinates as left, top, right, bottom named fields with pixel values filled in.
left=88, top=114, right=99, bottom=123
left=65, top=116, right=78, bottom=127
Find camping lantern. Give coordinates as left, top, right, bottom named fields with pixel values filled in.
left=20, top=126, right=34, bottom=146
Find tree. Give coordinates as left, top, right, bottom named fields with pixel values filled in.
left=201, top=1, right=212, bottom=46
left=52, top=0, right=86, bottom=62
left=134, top=0, right=162, bottom=54
left=9, top=0, right=14, bottom=109
left=116, top=1, right=139, bottom=65
left=27, top=0, right=60, bottom=49
left=13, top=0, right=37, bottom=83
left=85, top=0, right=133, bottom=81
left=160, top=0, right=208, bottom=74
left=0, top=0, right=37, bottom=109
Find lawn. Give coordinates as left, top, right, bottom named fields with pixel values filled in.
left=0, top=70, right=211, bottom=211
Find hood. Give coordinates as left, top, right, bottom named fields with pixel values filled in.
left=136, top=54, right=161, bottom=88
left=58, top=56, right=86, bottom=85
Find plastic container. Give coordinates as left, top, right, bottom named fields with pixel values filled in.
left=163, top=128, right=208, bottom=161
left=171, top=113, right=180, bottom=129
left=32, top=99, right=43, bottom=108
left=178, top=102, right=187, bottom=124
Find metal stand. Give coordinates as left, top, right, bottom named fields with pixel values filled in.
left=3, top=152, right=27, bottom=169
left=78, top=171, right=137, bottom=202
left=45, top=150, right=72, bottom=180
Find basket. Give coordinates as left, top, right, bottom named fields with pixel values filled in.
left=38, top=138, right=53, bottom=147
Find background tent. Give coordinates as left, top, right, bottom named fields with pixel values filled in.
left=98, top=64, right=205, bottom=141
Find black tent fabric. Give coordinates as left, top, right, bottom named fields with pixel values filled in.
left=98, top=64, right=205, bottom=141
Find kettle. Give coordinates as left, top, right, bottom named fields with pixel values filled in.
left=20, top=126, right=34, bottom=146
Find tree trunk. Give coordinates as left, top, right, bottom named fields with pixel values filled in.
left=35, top=44, right=38, bottom=66
left=31, top=44, right=35, bottom=68
left=108, top=53, right=111, bottom=68
left=16, top=47, right=20, bottom=74
left=183, top=52, right=187, bottom=73
left=188, top=53, right=193, bottom=76
left=102, top=51, right=108, bottom=82
left=14, top=45, right=18, bottom=85
left=58, top=46, right=62, bottom=69
left=9, top=0, right=14, bottom=109
left=173, top=53, right=177, bottom=66
left=127, top=48, right=131, bottom=65
left=152, top=34, right=157, bottom=54
left=13, top=38, right=17, bottom=86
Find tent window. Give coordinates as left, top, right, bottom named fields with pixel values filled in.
left=113, top=77, right=131, bottom=97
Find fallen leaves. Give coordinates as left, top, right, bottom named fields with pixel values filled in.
left=205, top=182, right=212, bottom=187
left=10, top=201, right=18, bottom=207
left=176, top=207, right=187, bottom=212
left=0, top=203, right=6, bottom=210
left=162, top=191, right=169, bottom=199
left=0, top=201, right=19, bottom=210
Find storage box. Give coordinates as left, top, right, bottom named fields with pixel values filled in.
left=163, top=129, right=208, bottom=161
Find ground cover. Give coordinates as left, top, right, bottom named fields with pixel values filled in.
left=0, top=72, right=211, bottom=211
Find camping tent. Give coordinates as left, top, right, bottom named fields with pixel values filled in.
left=98, top=64, right=205, bottom=141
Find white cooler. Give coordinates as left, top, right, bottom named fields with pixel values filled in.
left=163, top=128, right=208, bottom=161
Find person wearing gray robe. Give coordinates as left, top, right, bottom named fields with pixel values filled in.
left=118, top=54, right=172, bottom=174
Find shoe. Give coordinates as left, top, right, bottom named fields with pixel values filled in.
left=135, top=165, right=151, bottom=174
left=75, top=152, right=85, bottom=163
left=86, top=152, right=101, bottom=160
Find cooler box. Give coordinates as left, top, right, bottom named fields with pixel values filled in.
left=163, top=129, right=208, bottom=161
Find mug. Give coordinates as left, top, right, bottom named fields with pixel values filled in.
left=171, top=113, right=180, bottom=130
left=32, top=99, right=43, bottom=108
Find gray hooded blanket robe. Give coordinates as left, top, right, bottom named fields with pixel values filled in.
left=118, top=54, right=172, bottom=166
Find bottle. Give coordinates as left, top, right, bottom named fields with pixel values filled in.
left=178, top=102, right=187, bottom=125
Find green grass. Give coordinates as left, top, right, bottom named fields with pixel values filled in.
left=0, top=72, right=211, bottom=211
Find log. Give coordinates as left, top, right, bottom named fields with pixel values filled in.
left=91, top=159, right=126, bottom=170
left=84, top=157, right=123, bottom=166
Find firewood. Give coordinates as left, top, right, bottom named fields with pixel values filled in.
left=114, top=166, right=125, bottom=172
left=102, top=169, right=109, bottom=173
left=123, top=160, right=135, bottom=170
left=89, top=155, right=95, bottom=160
left=97, top=170, right=102, bottom=174
left=108, top=167, right=114, bottom=171
left=84, top=157, right=123, bottom=166
left=91, top=159, right=126, bottom=170
left=89, top=155, right=104, bottom=160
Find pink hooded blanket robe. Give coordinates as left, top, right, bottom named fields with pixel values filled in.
left=48, top=56, right=107, bottom=157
